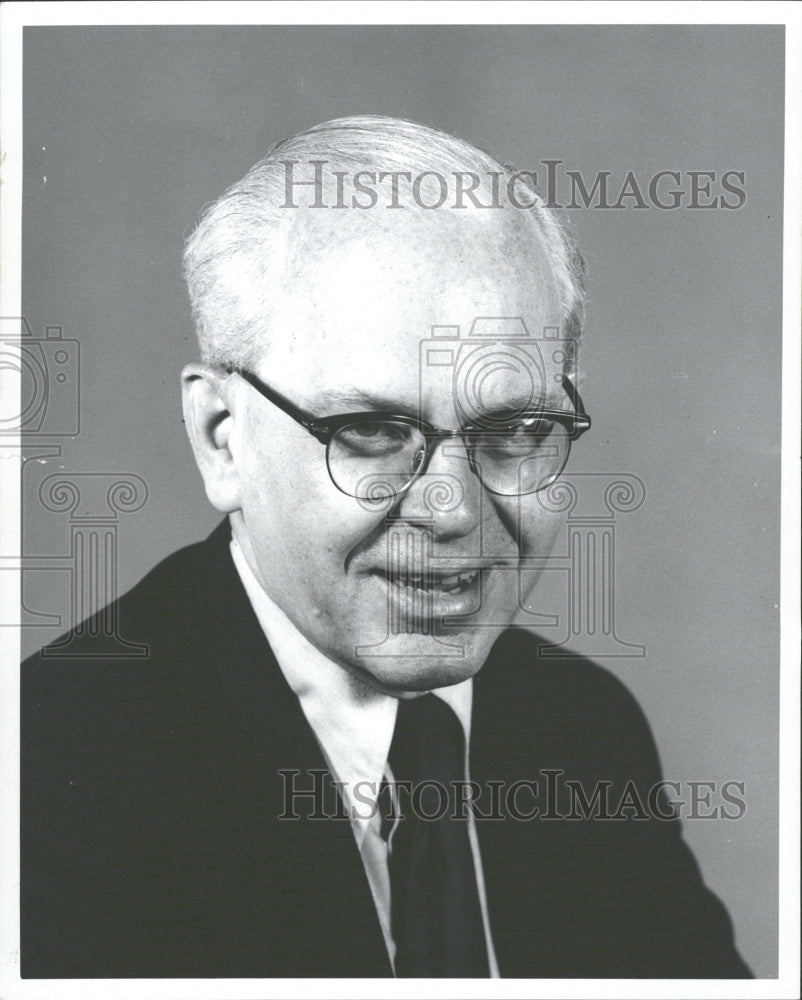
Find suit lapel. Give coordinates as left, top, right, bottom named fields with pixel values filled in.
left=165, top=522, right=392, bottom=976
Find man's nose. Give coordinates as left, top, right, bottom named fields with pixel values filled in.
left=393, top=437, right=483, bottom=540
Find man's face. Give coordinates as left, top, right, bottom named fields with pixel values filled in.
left=219, top=207, right=568, bottom=693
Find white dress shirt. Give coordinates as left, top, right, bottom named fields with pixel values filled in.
left=230, top=538, right=499, bottom=976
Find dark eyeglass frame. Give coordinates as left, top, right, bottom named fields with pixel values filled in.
left=225, top=365, right=591, bottom=496
left=229, top=366, right=590, bottom=441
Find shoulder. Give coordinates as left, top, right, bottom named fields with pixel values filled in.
left=473, top=627, right=663, bottom=782
left=24, top=519, right=232, bottom=665
left=21, top=521, right=236, bottom=779
left=478, top=627, right=652, bottom=726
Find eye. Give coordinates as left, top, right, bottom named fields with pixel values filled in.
left=476, top=418, right=560, bottom=457
left=335, top=421, right=416, bottom=456
left=351, top=423, right=386, bottom=438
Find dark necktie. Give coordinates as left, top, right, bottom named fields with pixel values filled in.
left=382, top=694, right=490, bottom=977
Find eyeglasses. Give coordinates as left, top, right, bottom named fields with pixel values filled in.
left=227, top=366, right=590, bottom=500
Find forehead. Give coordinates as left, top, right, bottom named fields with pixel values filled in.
left=264, top=206, right=562, bottom=407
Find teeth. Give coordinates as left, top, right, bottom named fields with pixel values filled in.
left=389, top=568, right=481, bottom=593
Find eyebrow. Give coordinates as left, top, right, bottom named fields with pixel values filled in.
left=312, top=385, right=569, bottom=419
left=312, top=386, right=420, bottom=416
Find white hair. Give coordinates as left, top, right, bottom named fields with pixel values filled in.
left=183, top=115, right=585, bottom=368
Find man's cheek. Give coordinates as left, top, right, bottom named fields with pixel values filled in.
left=485, top=494, right=559, bottom=552
left=516, top=504, right=563, bottom=556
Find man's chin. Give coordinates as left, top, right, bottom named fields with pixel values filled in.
left=348, top=627, right=498, bottom=695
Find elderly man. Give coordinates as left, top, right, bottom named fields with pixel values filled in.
left=22, top=116, right=750, bottom=978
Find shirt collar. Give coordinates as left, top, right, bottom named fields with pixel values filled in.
left=229, top=537, right=473, bottom=840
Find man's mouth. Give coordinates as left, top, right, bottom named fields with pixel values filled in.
left=367, top=561, right=505, bottom=624
left=388, top=568, right=481, bottom=595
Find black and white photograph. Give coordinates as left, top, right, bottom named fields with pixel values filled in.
left=1, top=3, right=799, bottom=997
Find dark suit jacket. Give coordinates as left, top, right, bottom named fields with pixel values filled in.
left=21, top=521, right=752, bottom=978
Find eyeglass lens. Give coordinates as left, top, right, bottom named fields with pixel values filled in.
left=326, top=419, right=570, bottom=499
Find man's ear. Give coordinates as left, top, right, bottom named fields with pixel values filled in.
left=181, top=363, right=242, bottom=513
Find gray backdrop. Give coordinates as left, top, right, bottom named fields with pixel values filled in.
left=19, top=25, right=782, bottom=977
